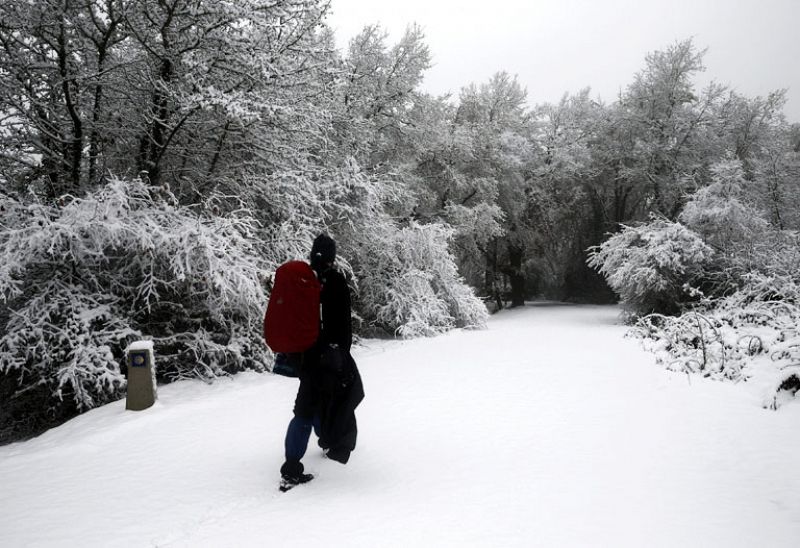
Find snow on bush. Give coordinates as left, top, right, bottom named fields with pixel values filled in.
left=632, top=271, right=800, bottom=409
left=1, top=283, right=135, bottom=409
left=587, top=218, right=713, bottom=315
left=596, top=161, right=800, bottom=408
left=621, top=160, right=799, bottom=408
left=354, top=221, right=488, bottom=337
left=0, top=177, right=270, bottom=417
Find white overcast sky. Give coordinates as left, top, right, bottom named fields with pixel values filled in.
left=325, top=0, right=800, bottom=122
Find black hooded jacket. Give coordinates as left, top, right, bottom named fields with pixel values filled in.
left=299, top=265, right=364, bottom=463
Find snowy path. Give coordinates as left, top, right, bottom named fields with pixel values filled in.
left=1, top=304, right=799, bottom=547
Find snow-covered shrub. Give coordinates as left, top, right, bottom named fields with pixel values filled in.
left=0, top=177, right=270, bottom=437
left=353, top=220, right=488, bottom=337
left=621, top=159, right=800, bottom=408
left=587, top=219, right=713, bottom=316
left=632, top=272, right=800, bottom=408
left=1, top=283, right=135, bottom=409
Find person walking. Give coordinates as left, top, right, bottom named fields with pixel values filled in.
left=279, top=234, right=364, bottom=492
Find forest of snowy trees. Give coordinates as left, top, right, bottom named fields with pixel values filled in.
left=1, top=0, right=799, bottom=441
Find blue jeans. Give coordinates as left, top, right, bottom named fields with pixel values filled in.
left=285, top=414, right=321, bottom=461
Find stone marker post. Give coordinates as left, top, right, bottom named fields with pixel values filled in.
left=125, top=341, right=157, bottom=411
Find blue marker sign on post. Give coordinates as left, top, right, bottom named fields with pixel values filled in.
left=130, top=351, right=147, bottom=367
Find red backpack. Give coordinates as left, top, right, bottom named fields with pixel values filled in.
left=264, top=261, right=322, bottom=353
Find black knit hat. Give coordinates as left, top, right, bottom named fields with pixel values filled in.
left=310, top=233, right=336, bottom=268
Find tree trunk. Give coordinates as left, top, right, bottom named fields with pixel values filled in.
left=88, top=42, right=110, bottom=186
left=508, top=243, right=525, bottom=308
left=58, top=15, right=83, bottom=194
left=484, top=239, right=502, bottom=311
left=137, top=57, right=173, bottom=187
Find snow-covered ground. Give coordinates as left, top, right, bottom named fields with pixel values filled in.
left=2, top=304, right=799, bottom=547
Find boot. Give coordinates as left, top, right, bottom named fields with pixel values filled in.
left=279, top=459, right=314, bottom=492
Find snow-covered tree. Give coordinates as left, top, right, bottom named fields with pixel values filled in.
left=588, top=219, right=713, bottom=315
left=723, top=90, right=787, bottom=179
left=121, top=0, right=332, bottom=191
left=328, top=21, right=433, bottom=196
left=0, top=0, right=332, bottom=200
left=407, top=93, right=506, bottom=298
left=615, top=39, right=725, bottom=218
left=679, top=156, right=769, bottom=255
left=0, top=0, right=130, bottom=197
left=353, top=220, right=488, bottom=337
left=752, top=124, right=800, bottom=231
left=419, top=72, right=531, bottom=309
left=525, top=89, right=608, bottom=300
